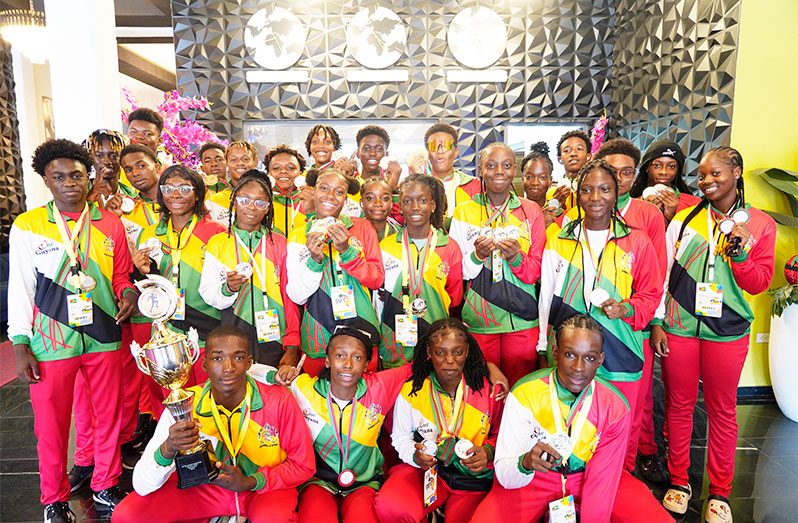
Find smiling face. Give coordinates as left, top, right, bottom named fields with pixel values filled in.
left=559, top=136, right=591, bottom=177
left=427, top=131, right=458, bottom=177
left=480, top=146, right=516, bottom=197
left=698, top=152, right=740, bottom=212
left=357, top=134, right=387, bottom=177
left=313, top=171, right=348, bottom=219
left=400, top=181, right=435, bottom=232
left=310, top=129, right=336, bottom=166
left=578, top=167, right=616, bottom=229
left=200, top=147, right=226, bottom=178
left=522, top=158, right=552, bottom=203
left=554, top=327, right=604, bottom=395
left=234, top=180, right=270, bottom=231
left=226, top=145, right=258, bottom=187
left=326, top=335, right=369, bottom=394
left=361, top=180, right=392, bottom=223
left=427, top=329, right=469, bottom=388
left=602, top=153, right=637, bottom=197
left=127, top=119, right=161, bottom=151
left=121, top=151, right=158, bottom=195
left=161, top=174, right=197, bottom=219
left=44, top=158, right=90, bottom=212
left=203, top=334, right=252, bottom=404
left=268, top=152, right=302, bottom=192
left=647, top=156, right=680, bottom=186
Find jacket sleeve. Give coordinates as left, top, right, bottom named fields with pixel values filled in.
left=493, top=391, right=541, bottom=489
left=7, top=222, right=37, bottom=346
left=198, top=243, right=237, bottom=310
left=391, top=391, right=422, bottom=467
left=729, top=212, right=776, bottom=295
left=285, top=238, right=323, bottom=305
left=109, top=216, right=136, bottom=300
left=444, top=242, right=464, bottom=308
left=579, top=406, right=631, bottom=522
left=339, top=221, right=384, bottom=290
left=623, top=234, right=664, bottom=331
left=642, top=201, right=669, bottom=278
left=449, top=207, right=483, bottom=280
left=253, top=387, right=315, bottom=492
left=536, top=231, right=561, bottom=354
left=276, top=239, right=301, bottom=348
left=483, top=389, right=504, bottom=466
left=132, top=409, right=178, bottom=495
left=508, top=202, right=546, bottom=285
left=653, top=217, right=682, bottom=323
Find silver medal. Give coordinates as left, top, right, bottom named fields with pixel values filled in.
left=589, top=288, right=610, bottom=308
left=504, top=225, right=520, bottom=241
left=236, top=262, right=253, bottom=278
left=454, top=438, right=474, bottom=460
left=731, top=208, right=750, bottom=224
left=120, top=197, right=135, bottom=214
left=548, top=431, right=574, bottom=460
left=479, top=226, right=494, bottom=238
left=411, top=297, right=428, bottom=317
left=547, top=198, right=561, bottom=210
left=422, top=440, right=438, bottom=456
left=718, top=218, right=735, bottom=235
left=80, top=274, right=96, bottom=292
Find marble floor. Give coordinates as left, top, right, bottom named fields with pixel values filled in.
left=0, top=368, right=796, bottom=522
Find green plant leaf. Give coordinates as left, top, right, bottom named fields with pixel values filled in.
left=761, top=168, right=798, bottom=197
left=762, top=209, right=798, bottom=227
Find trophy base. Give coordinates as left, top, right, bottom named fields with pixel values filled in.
left=176, top=446, right=219, bottom=489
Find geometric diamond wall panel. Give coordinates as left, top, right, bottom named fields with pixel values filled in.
left=0, top=38, right=26, bottom=253
left=171, top=0, right=616, bottom=173
left=611, top=0, right=741, bottom=181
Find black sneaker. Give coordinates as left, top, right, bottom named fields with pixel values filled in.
left=130, top=413, right=153, bottom=450
left=121, top=441, right=142, bottom=470
left=67, top=464, right=94, bottom=492
left=92, top=486, right=126, bottom=510
left=43, top=501, right=76, bottom=523
left=637, top=453, right=670, bottom=484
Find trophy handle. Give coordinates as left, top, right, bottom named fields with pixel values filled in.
left=187, top=327, right=200, bottom=364
left=130, top=341, right=152, bottom=376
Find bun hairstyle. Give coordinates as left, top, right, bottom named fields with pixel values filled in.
left=521, top=141, right=554, bottom=173
left=305, top=167, right=361, bottom=195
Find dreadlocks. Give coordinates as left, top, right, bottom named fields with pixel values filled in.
left=409, top=318, right=490, bottom=397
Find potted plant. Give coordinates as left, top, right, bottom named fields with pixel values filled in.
left=769, top=256, right=798, bottom=422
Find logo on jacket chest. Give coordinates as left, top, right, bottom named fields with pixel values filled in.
left=364, top=402, right=382, bottom=430
left=34, top=239, right=59, bottom=256
left=257, top=424, right=280, bottom=447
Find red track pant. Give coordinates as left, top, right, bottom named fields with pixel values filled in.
left=130, top=321, right=164, bottom=417
left=637, top=338, right=659, bottom=456
left=111, top=474, right=298, bottom=523
left=608, top=377, right=642, bottom=475
left=624, top=339, right=654, bottom=470
left=74, top=323, right=140, bottom=466
left=471, top=327, right=539, bottom=386
left=298, top=483, right=378, bottom=523
left=375, top=464, right=487, bottom=523
left=31, top=350, right=123, bottom=504
left=661, top=333, right=749, bottom=497
left=470, top=470, right=672, bottom=522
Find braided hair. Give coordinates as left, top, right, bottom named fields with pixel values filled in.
left=521, top=141, right=554, bottom=173
left=399, top=173, right=447, bottom=230
left=556, top=314, right=604, bottom=348
left=227, top=170, right=275, bottom=236
left=409, top=318, right=490, bottom=397
left=305, top=167, right=361, bottom=195
left=563, top=158, right=625, bottom=236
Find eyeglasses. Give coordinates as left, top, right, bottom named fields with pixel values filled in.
left=235, top=195, right=270, bottom=210
left=427, top=138, right=455, bottom=153
left=160, top=184, right=194, bottom=196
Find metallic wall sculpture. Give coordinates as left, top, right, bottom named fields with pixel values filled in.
left=171, top=0, right=615, bottom=172
left=0, top=38, right=25, bottom=252
left=612, top=0, right=742, bottom=179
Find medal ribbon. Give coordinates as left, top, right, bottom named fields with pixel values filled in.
left=53, top=203, right=91, bottom=273
left=326, top=393, right=357, bottom=471
left=139, top=197, right=157, bottom=226
left=548, top=370, right=595, bottom=462
left=165, top=215, right=198, bottom=286
left=275, top=188, right=301, bottom=235
left=483, top=196, right=511, bottom=227
left=234, top=227, right=270, bottom=309
left=209, top=382, right=252, bottom=466
left=327, top=243, right=345, bottom=287
left=429, top=375, right=468, bottom=439
left=706, top=201, right=740, bottom=280
left=579, top=225, right=612, bottom=309
left=401, top=228, right=436, bottom=299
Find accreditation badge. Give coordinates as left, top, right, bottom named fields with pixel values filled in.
left=695, top=282, right=723, bottom=318
left=67, top=293, right=93, bottom=327
left=395, top=314, right=418, bottom=347
left=331, top=285, right=357, bottom=320
left=423, top=464, right=438, bottom=508
left=255, top=309, right=281, bottom=343
left=491, top=249, right=503, bottom=283
left=549, top=495, right=577, bottom=523
left=172, top=288, right=186, bottom=321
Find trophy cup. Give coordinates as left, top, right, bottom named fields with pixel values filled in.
left=130, top=275, right=219, bottom=488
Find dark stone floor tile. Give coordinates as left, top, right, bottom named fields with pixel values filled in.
left=0, top=458, right=39, bottom=473
left=0, top=430, right=38, bottom=452
left=0, top=387, right=31, bottom=412
left=0, top=416, right=34, bottom=433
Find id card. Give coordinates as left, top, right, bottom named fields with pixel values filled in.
left=67, top=293, right=93, bottom=327
left=395, top=314, right=418, bottom=347
left=423, top=464, right=438, bottom=508
left=331, top=285, right=357, bottom=320
left=695, top=282, right=723, bottom=318
left=172, top=288, right=186, bottom=321
left=491, top=249, right=503, bottom=283
left=255, top=309, right=281, bottom=342
left=548, top=495, right=577, bottom=523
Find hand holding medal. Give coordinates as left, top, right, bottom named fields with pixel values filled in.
left=721, top=208, right=751, bottom=258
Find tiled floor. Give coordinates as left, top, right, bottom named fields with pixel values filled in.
left=1, top=368, right=796, bottom=522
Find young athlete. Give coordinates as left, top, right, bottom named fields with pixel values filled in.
left=652, top=147, right=776, bottom=522
left=264, top=144, right=310, bottom=237
left=630, top=138, right=700, bottom=221
left=521, top=141, right=562, bottom=228
left=206, top=141, right=259, bottom=223
left=377, top=174, right=463, bottom=367
left=361, top=177, right=401, bottom=241
left=550, top=130, right=592, bottom=211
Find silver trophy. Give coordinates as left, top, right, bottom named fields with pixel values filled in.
left=130, top=275, right=218, bottom=488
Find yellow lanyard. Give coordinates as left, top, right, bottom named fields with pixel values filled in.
left=53, top=203, right=90, bottom=270
left=209, top=382, right=253, bottom=466
left=165, top=215, right=198, bottom=285
left=548, top=371, right=594, bottom=495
